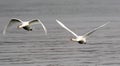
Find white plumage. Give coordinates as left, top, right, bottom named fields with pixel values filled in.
left=3, top=18, right=47, bottom=35
left=56, top=19, right=110, bottom=44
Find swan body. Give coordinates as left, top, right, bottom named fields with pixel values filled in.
left=71, top=36, right=86, bottom=44
left=56, top=19, right=110, bottom=44
left=18, top=22, right=29, bottom=28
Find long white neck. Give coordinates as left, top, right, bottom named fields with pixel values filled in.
left=71, top=38, right=78, bottom=41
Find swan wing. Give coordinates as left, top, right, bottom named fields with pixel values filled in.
left=29, top=19, right=40, bottom=25
left=3, top=18, right=21, bottom=35
left=56, top=19, right=78, bottom=37
left=83, top=22, right=110, bottom=38
left=29, top=19, right=47, bottom=35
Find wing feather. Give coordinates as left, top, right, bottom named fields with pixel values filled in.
left=83, top=22, right=110, bottom=38
left=29, top=19, right=40, bottom=25
left=29, top=19, right=47, bottom=35
left=38, top=20, right=47, bottom=35
left=3, top=18, right=21, bottom=35
left=56, top=19, right=78, bottom=37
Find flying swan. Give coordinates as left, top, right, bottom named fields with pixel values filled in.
left=3, top=18, right=47, bottom=35
left=56, top=19, right=110, bottom=44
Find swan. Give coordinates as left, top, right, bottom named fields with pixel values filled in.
left=56, top=19, right=110, bottom=44
left=3, top=18, right=47, bottom=35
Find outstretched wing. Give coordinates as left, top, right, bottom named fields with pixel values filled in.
left=3, top=18, right=22, bottom=35
left=83, top=22, right=110, bottom=38
left=29, top=19, right=47, bottom=35
left=56, top=19, right=78, bottom=37
left=29, top=19, right=40, bottom=25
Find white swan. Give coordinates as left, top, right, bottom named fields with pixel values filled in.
left=3, top=18, right=47, bottom=35
left=56, top=19, right=110, bottom=44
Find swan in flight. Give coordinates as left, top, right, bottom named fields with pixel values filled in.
left=3, top=18, right=47, bottom=35
left=56, top=19, right=110, bottom=44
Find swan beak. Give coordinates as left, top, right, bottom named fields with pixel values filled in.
left=17, top=26, right=20, bottom=29
left=17, top=25, right=22, bottom=29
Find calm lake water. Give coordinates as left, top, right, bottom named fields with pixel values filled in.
left=0, top=0, right=120, bottom=66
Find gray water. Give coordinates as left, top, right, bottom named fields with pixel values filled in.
left=0, top=0, right=120, bottom=66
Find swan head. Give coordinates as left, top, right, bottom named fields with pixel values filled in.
left=17, top=26, right=20, bottom=28
left=17, top=25, right=23, bottom=28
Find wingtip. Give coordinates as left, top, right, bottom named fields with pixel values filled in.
left=56, top=19, right=58, bottom=22
left=103, top=22, right=110, bottom=26
left=38, top=20, right=48, bottom=35
left=2, top=27, right=7, bottom=36
left=2, top=31, right=6, bottom=36
left=44, top=29, right=48, bottom=35
left=56, top=19, right=62, bottom=24
left=56, top=19, right=60, bottom=22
